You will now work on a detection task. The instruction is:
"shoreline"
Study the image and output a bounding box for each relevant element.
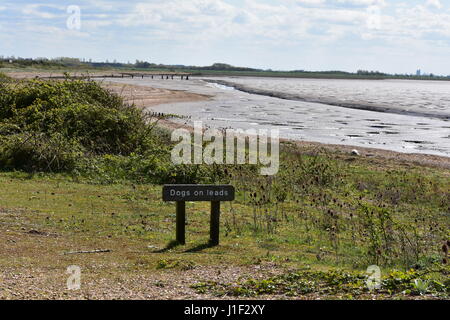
[106,80,450,170]
[157,118,450,170]
[7,72,450,169]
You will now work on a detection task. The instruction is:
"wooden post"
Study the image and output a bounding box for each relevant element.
[176,201,186,245]
[210,201,220,246]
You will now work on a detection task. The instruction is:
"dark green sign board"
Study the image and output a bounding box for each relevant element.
[162,185,235,246]
[163,184,235,202]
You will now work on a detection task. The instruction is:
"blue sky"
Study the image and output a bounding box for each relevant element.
[1,0,450,74]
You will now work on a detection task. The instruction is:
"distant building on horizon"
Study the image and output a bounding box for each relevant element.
[416,69,421,76]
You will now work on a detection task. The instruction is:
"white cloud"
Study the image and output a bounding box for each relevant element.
[335,0,386,6]
[22,4,64,19]
[5,0,446,47]
[82,0,447,48]
[2,0,450,71]
[24,24,89,38]
[295,0,326,4]
[426,0,443,9]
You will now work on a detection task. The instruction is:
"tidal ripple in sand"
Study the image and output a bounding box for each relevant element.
[207,77,450,120]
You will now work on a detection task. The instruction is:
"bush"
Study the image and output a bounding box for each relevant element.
[0,78,123,115]
[0,72,10,82]
[0,79,142,153]
[40,102,148,154]
[0,77,229,183]
[0,78,160,174]
[0,132,84,172]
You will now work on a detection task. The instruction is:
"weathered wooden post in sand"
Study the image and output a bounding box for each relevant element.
[163,185,235,246]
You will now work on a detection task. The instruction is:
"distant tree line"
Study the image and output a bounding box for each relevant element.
[1,56,448,79]
[356,70,387,76]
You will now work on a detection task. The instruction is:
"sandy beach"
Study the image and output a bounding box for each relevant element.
[103,81,210,108]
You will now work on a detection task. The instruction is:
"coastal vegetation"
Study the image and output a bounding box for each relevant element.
[0,73,448,299]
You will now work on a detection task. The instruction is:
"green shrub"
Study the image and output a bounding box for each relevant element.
[0,78,168,176]
[0,132,84,172]
[0,79,122,115]
[40,102,147,154]
[0,72,10,82]
[0,79,145,155]
[0,78,235,183]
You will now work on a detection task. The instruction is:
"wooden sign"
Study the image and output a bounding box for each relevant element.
[162,184,235,246]
[163,184,235,202]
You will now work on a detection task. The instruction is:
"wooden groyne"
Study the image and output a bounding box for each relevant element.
[33,72,193,80]
[117,72,191,80]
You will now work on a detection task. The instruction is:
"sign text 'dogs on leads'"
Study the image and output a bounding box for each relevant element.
[162,185,235,202]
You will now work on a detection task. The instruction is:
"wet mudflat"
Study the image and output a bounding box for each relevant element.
[108,77,450,157]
